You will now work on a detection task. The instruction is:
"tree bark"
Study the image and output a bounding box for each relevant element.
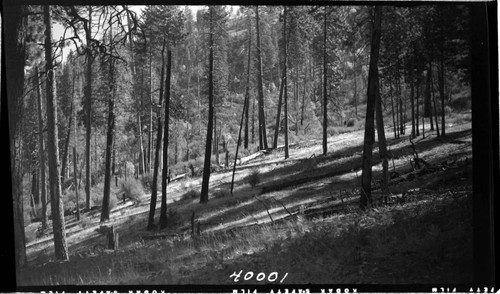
[159,48,172,229]
[283,6,289,159]
[410,67,416,138]
[35,66,49,231]
[430,63,440,137]
[101,20,116,223]
[147,36,167,230]
[390,82,397,139]
[439,33,446,137]
[85,5,94,210]
[44,5,69,260]
[200,7,215,204]
[244,12,251,149]
[255,6,268,150]
[415,71,420,136]
[322,11,328,156]
[61,103,73,184]
[360,6,381,210]
[5,4,28,272]
[230,83,249,194]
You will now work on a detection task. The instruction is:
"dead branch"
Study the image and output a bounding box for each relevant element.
[270,196,292,216]
[254,195,274,223]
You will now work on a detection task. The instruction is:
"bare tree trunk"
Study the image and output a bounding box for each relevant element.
[360,6,381,210]
[255,6,268,150]
[61,103,73,184]
[251,94,255,144]
[44,5,69,260]
[4,4,28,271]
[244,12,251,149]
[73,67,80,220]
[439,34,446,137]
[85,5,93,210]
[148,45,154,173]
[425,62,434,131]
[160,46,172,229]
[283,6,289,159]
[390,82,397,139]
[101,20,116,223]
[300,63,307,126]
[410,67,416,138]
[322,11,328,156]
[415,72,420,136]
[273,64,285,149]
[430,64,440,137]
[35,66,48,231]
[147,36,167,230]
[200,7,215,204]
[230,84,249,194]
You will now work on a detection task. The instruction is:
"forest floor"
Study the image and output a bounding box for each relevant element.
[19,115,473,287]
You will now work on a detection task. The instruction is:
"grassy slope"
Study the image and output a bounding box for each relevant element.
[19,118,473,286]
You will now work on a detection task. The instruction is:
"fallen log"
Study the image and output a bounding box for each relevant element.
[141,233,183,241]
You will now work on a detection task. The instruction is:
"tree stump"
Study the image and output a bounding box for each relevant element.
[107,225,117,250]
[191,211,195,236]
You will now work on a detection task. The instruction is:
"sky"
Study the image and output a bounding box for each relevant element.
[54,5,240,62]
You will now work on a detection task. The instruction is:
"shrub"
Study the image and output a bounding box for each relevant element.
[213,188,229,199]
[346,118,358,127]
[444,105,453,116]
[327,127,340,137]
[109,194,118,210]
[167,208,183,228]
[141,173,159,193]
[181,189,199,201]
[450,94,471,112]
[119,179,144,204]
[247,168,261,188]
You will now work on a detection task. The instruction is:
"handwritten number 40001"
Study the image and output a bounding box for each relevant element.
[230,271,288,283]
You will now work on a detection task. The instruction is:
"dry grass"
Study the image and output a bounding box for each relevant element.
[19,120,473,286]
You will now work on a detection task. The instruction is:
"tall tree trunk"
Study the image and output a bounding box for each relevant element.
[293,66,299,137]
[415,72,420,136]
[375,78,388,203]
[149,46,154,173]
[230,83,249,194]
[44,5,69,260]
[273,61,286,149]
[360,6,381,210]
[147,36,167,230]
[353,53,358,119]
[251,94,255,144]
[200,7,215,204]
[322,11,328,156]
[439,32,446,137]
[61,103,73,184]
[244,12,251,149]
[159,47,172,229]
[399,78,405,135]
[4,4,28,271]
[283,6,289,159]
[430,64,440,137]
[410,67,416,138]
[395,80,400,138]
[255,6,268,150]
[35,66,48,231]
[300,63,307,126]
[84,6,93,210]
[101,21,116,223]
[73,67,80,220]
[425,63,434,131]
[390,82,397,139]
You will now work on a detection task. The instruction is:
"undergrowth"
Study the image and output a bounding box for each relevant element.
[19,190,472,285]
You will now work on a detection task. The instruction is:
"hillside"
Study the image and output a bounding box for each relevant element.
[19,119,473,286]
